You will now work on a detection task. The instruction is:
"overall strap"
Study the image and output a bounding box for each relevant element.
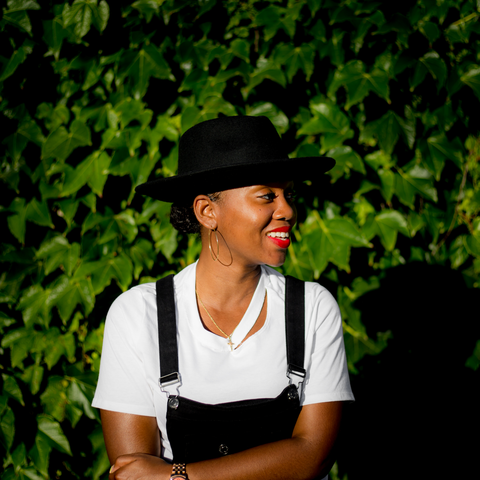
[285,276,306,385]
[156,274,181,390]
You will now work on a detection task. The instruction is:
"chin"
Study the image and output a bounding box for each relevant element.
[264,256,287,268]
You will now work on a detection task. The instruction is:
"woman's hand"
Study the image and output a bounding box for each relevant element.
[109,453,171,480]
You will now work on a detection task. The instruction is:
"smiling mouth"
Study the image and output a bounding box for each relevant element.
[266,230,291,248]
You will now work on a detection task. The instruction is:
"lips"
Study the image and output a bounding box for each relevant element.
[266,226,292,249]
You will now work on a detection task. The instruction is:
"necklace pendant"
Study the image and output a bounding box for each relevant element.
[227,336,235,351]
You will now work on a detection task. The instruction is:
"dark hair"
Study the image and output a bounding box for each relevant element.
[170,192,222,234]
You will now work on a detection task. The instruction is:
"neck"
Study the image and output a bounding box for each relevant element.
[195,247,262,309]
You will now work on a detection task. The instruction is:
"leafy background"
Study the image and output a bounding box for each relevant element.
[1,0,479,479]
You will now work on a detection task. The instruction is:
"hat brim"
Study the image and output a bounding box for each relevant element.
[135,156,335,203]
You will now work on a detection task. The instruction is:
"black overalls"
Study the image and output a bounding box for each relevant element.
[156,274,306,464]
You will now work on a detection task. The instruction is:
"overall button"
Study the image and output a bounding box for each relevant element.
[288,389,298,400]
[168,397,179,409]
[219,444,229,455]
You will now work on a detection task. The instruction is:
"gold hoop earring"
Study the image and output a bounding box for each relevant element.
[209,228,220,262]
[209,228,233,266]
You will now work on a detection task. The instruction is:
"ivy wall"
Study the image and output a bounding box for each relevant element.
[1,1,479,479]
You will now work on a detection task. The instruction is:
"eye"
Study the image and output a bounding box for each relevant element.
[285,191,296,202]
[259,192,276,201]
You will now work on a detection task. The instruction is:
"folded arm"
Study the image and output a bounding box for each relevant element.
[103,401,343,480]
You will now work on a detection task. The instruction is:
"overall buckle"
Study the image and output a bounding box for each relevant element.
[286,364,306,398]
[159,372,182,397]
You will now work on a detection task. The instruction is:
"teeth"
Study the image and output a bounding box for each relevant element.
[267,231,290,238]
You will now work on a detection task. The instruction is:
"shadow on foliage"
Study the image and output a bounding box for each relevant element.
[338,262,480,479]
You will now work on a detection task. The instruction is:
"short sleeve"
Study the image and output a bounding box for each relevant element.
[92,287,156,416]
[302,284,355,405]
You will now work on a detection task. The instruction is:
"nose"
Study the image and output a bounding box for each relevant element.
[273,193,296,223]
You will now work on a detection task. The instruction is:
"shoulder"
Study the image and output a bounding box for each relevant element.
[304,282,339,315]
[108,282,155,315]
[104,283,157,341]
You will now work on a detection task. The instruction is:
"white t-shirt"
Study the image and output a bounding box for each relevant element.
[92,262,354,463]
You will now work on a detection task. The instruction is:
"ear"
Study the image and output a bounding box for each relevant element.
[193,195,218,231]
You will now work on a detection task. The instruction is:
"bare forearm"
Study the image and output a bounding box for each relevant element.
[186,402,342,480]
[188,435,335,480]
[107,403,342,480]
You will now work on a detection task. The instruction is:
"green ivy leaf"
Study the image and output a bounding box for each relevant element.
[3,132,28,164]
[37,415,72,455]
[378,168,395,203]
[17,284,49,327]
[328,60,390,108]
[42,120,92,161]
[3,0,39,35]
[464,235,480,257]
[449,235,469,269]
[17,115,45,146]
[114,210,138,243]
[62,0,94,38]
[42,18,68,60]
[119,46,174,99]
[399,164,438,203]
[274,43,315,82]
[365,109,415,155]
[40,376,68,421]
[55,278,95,322]
[425,135,463,179]
[0,405,15,450]
[7,197,27,244]
[93,0,109,32]
[375,210,410,251]
[29,432,52,476]
[298,102,354,153]
[230,38,250,64]
[151,218,178,262]
[0,40,32,81]
[74,254,133,294]
[351,11,386,53]
[327,146,366,182]
[55,198,79,228]
[19,364,44,394]
[247,103,289,133]
[460,65,480,101]
[25,197,53,228]
[245,56,286,94]
[67,379,96,420]
[394,172,416,208]
[2,374,25,406]
[86,151,111,196]
[37,236,69,271]
[130,238,155,279]
[5,0,41,11]
[255,5,284,41]
[88,425,110,479]
[60,159,93,198]
[420,52,447,88]
[419,21,441,43]
[300,212,371,275]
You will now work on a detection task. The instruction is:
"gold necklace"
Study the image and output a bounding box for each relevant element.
[195,288,237,351]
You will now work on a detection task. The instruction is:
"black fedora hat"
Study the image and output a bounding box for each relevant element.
[135,115,335,203]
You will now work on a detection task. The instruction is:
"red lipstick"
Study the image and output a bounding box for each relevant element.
[266,226,292,249]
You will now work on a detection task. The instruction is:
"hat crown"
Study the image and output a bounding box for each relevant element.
[178,116,288,175]
[135,115,336,203]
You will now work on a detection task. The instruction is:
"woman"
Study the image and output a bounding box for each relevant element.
[92,116,354,480]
